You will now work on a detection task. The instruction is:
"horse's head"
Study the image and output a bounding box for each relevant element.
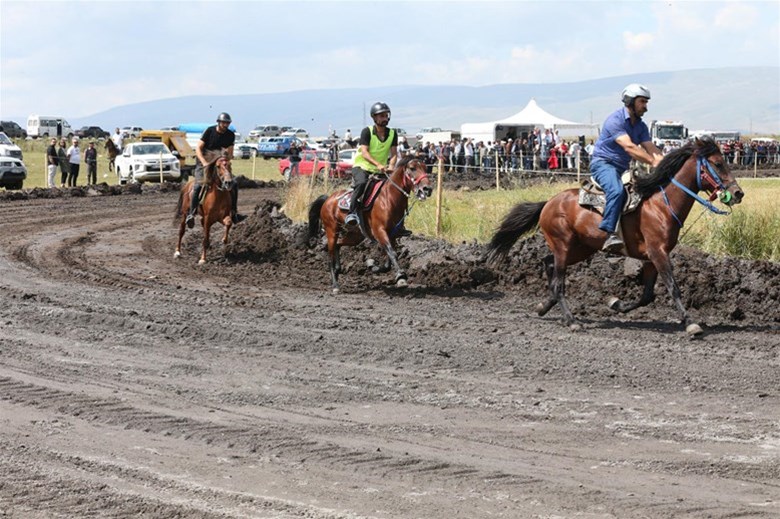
[402,158,433,200]
[694,137,744,206]
[205,150,235,191]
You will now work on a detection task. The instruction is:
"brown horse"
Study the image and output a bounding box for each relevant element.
[488,138,744,335]
[307,156,432,293]
[105,139,119,175]
[173,151,235,264]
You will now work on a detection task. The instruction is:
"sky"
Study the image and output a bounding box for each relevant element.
[1,0,779,120]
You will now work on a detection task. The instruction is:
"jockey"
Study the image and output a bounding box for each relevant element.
[590,84,663,253]
[186,112,245,228]
[111,127,124,152]
[345,102,404,231]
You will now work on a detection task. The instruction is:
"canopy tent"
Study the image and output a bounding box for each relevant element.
[460,99,598,143]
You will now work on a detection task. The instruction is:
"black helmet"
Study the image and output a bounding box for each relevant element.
[216,112,232,123]
[370,102,391,117]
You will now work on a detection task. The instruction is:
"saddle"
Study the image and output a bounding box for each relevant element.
[578,168,644,216]
[337,177,385,212]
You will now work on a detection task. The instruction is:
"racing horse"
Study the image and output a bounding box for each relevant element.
[173,150,235,264]
[307,156,432,293]
[487,137,744,335]
[105,139,119,175]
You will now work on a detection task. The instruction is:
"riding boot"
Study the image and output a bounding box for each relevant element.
[345,183,365,226]
[186,183,202,228]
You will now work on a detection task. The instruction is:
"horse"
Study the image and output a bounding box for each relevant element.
[173,151,235,264]
[487,137,744,336]
[105,139,119,175]
[307,156,433,293]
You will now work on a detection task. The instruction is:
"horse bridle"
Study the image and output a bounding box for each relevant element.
[384,161,430,199]
[214,158,234,191]
[695,155,737,204]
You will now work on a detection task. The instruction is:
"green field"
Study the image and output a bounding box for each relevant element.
[7,138,780,261]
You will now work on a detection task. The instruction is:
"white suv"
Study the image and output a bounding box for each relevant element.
[115,142,181,184]
[121,126,144,138]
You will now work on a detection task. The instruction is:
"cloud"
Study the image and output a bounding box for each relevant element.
[714,3,758,28]
[623,31,655,52]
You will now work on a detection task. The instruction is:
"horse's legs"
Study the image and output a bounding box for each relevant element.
[648,249,702,335]
[175,220,186,258]
[535,255,557,316]
[199,219,211,264]
[608,261,658,313]
[380,238,406,286]
[325,227,341,293]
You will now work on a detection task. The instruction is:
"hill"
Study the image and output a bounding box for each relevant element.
[10,67,780,138]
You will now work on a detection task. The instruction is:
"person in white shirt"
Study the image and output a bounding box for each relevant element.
[111,128,124,152]
[66,137,81,187]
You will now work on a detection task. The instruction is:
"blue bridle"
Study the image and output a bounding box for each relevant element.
[660,155,731,226]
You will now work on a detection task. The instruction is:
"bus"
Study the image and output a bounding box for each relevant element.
[26,115,74,139]
[690,130,741,143]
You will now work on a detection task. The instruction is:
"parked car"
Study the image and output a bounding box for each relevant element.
[233,142,255,159]
[278,149,349,182]
[280,128,309,138]
[115,142,181,184]
[0,132,26,190]
[0,120,27,139]
[248,125,281,140]
[0,132,24,161]
[75,126,110,139]
[338,148,359,166]
[256,136,305,159]
[121,126,144,138]
[415,127,442,140]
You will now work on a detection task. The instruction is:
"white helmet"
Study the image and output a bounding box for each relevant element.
[621,83,651,106]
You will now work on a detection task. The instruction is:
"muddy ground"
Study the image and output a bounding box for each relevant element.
[0,179,778,518]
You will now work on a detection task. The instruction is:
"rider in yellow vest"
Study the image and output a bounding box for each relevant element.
[345,102,400,228]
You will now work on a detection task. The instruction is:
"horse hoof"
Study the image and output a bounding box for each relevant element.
[607,296,620,310]
[332,287,340,295]
[569,322,582,331]
[686,323,703,336]
[198,259,206,265]
[174,251,181,259]
[396,278,408,288]
[366,258,375,268]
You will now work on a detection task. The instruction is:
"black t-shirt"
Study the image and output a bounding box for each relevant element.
[200,125,235,152]
[47,145,59,166]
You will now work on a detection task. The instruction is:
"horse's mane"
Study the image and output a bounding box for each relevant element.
[202,149,228,182]
[634,137,721,198]
[393,154,416,172]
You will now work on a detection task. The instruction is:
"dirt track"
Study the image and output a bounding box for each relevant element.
[0,183,778,518]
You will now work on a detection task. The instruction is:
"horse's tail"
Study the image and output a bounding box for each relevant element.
[487,201,547,265]
[307,195,328,243]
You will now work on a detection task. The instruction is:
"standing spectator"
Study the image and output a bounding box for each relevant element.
[84,141,98,184]
[57,139,70,187]
[558,141,569,168]
[46,138,59,188]
[569,140,582,171]
[344,128,354,148]
[287,141,301,178]
[111,127,124,152]
[440,140,451,173]
[327,142,339,175]
[464,138,475,173]
[547,145,559,170]
[66,137,81,187]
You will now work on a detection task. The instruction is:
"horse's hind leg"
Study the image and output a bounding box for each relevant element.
[538,253,576,327]
[535,254,557,316]
[175,221,186,259]
[608,261,658,313]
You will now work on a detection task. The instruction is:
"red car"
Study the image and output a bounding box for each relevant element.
[278,149,351,181]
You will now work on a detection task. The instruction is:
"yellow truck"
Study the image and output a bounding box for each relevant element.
[139,130,196,180]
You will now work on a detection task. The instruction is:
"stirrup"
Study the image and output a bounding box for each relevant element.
[345,213,359,226]
[232,213,247,224]
[602,233,623,253]
[185,213,196,229]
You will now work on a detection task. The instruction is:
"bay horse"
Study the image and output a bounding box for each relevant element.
[105,139,119,175]
[307,156,432,293]
[487,137,744,335]
[173,151,235,264]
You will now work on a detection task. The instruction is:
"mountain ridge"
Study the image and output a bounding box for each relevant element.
[6,67,779,137]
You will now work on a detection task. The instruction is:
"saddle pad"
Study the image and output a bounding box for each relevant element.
[337,179,385,211]
[578,178,643,215]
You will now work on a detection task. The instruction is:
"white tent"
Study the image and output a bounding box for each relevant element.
[460,99,598,143]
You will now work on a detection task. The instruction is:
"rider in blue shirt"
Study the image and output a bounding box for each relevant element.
[590,84,663,253]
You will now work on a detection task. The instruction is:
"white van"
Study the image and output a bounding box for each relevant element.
[26,115,74,139]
